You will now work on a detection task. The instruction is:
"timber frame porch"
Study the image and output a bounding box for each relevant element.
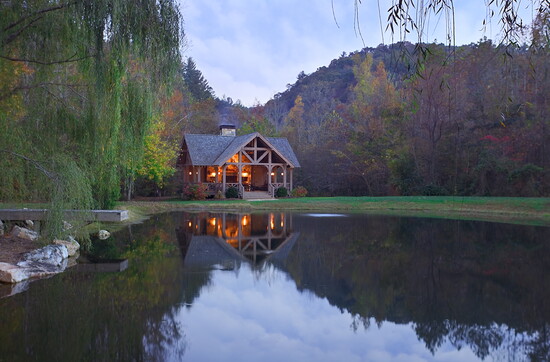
[179,131,300,198]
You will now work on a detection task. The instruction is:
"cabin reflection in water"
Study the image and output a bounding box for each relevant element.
[177,213,299,268]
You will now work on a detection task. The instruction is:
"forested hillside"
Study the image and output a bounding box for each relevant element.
[1,2,548,204]
[246,24,549,197]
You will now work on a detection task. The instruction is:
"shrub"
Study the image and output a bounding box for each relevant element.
[225,186,239,199]
[421,184,449,196]
[183,183,208,200]
[275,187,288,198]
[291,186,308,197]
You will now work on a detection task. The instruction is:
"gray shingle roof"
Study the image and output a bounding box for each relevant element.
[183,132,300,167]
[266,137,301,167]
[212,133,256,165]
[183,235,247,269]
[183,134,235,165]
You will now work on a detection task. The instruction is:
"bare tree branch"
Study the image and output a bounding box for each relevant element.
[3,2,77,32]
[2,16,43,46]
[0,53,94,66]
[0,82,89,103]
[0,149,58,181]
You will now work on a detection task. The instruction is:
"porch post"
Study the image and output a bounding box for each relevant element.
[238,164,242,186]
[222,165,227,192]
[283,167,287,189]
[197,166,202,183]
[289,168,293,191]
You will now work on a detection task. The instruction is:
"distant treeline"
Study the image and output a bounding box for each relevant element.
[244,38,549,197]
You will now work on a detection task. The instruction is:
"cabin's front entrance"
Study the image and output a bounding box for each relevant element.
[250,166,268,191]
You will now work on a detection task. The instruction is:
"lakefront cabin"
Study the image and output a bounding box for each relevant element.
[178,125,300,199]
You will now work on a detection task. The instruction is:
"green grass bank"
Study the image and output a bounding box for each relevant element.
[116,196,550,227]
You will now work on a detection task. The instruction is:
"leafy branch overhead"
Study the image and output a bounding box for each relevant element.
[351,0,549,46]
[0,0,185,217]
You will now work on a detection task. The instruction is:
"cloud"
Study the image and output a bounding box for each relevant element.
[180,1,514,106]
[176,265,481,362]
[181,0,367,106]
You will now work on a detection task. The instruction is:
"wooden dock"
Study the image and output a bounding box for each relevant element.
[0,209,129,222]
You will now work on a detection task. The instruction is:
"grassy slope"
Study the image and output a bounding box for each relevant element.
[117,196,550,227]
[2,197,549,227]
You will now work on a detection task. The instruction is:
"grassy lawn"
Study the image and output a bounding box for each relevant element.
[2,196,550,227]
[117,196,550,227]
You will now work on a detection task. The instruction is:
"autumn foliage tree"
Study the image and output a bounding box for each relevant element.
[0,0,184,217]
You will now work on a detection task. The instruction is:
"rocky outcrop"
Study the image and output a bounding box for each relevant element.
[11,225,39,241]
[0,244,69,284]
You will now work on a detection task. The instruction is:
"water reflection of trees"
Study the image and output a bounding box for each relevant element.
[278,215,550,360]
[0,214,187,361]
[4,212,545,360]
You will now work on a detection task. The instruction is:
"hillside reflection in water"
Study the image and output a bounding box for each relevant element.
[0,212,548,361]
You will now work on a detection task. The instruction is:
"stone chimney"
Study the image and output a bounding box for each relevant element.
[219,124,236,136]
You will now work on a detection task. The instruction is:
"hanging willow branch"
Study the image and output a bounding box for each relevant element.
[0,53,94,66]
[346,0,549,46]
[0,0,184,209]
[0,149,58,181]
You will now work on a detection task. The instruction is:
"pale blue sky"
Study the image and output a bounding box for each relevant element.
[180,1,536,106]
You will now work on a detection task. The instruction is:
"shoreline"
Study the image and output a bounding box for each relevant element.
[1,196,548,288]
[1,196,549,265]
[116,196,550,227]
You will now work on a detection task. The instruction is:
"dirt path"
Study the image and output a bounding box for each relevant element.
[0,235,40,264]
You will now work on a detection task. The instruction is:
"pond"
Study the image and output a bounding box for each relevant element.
[0,212,548,361]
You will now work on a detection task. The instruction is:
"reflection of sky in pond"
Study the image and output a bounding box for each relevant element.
[302,213,348,217]
[177,265,481,362]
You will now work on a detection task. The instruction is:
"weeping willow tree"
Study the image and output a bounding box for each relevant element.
[0,1,183,237]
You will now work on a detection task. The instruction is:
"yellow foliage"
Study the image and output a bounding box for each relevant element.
[0,59,32,121]
[137,120,179,188]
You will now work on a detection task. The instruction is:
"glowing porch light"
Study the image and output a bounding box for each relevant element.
[211,172,217,177]
[270,172,275,176]
[242,172,249,177]
[209,218,216,226]
[188,172,192,175]
[188,221,192,227]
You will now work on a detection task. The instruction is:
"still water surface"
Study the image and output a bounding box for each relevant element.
[0,212,548,361]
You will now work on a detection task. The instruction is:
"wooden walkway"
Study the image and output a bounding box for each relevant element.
[0,209,129,222]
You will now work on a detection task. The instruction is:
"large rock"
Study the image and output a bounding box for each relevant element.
[53,237,80,257]
[0,262,29,283]
[17,244,68,269]
[11,225,39,241]
[98,230,110,240]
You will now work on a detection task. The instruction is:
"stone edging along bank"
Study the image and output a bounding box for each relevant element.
[0,223,81,284]
[0,221,110,285]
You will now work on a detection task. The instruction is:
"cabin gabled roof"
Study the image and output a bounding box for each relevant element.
[182,132,300,167]
[266,137,300,168]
